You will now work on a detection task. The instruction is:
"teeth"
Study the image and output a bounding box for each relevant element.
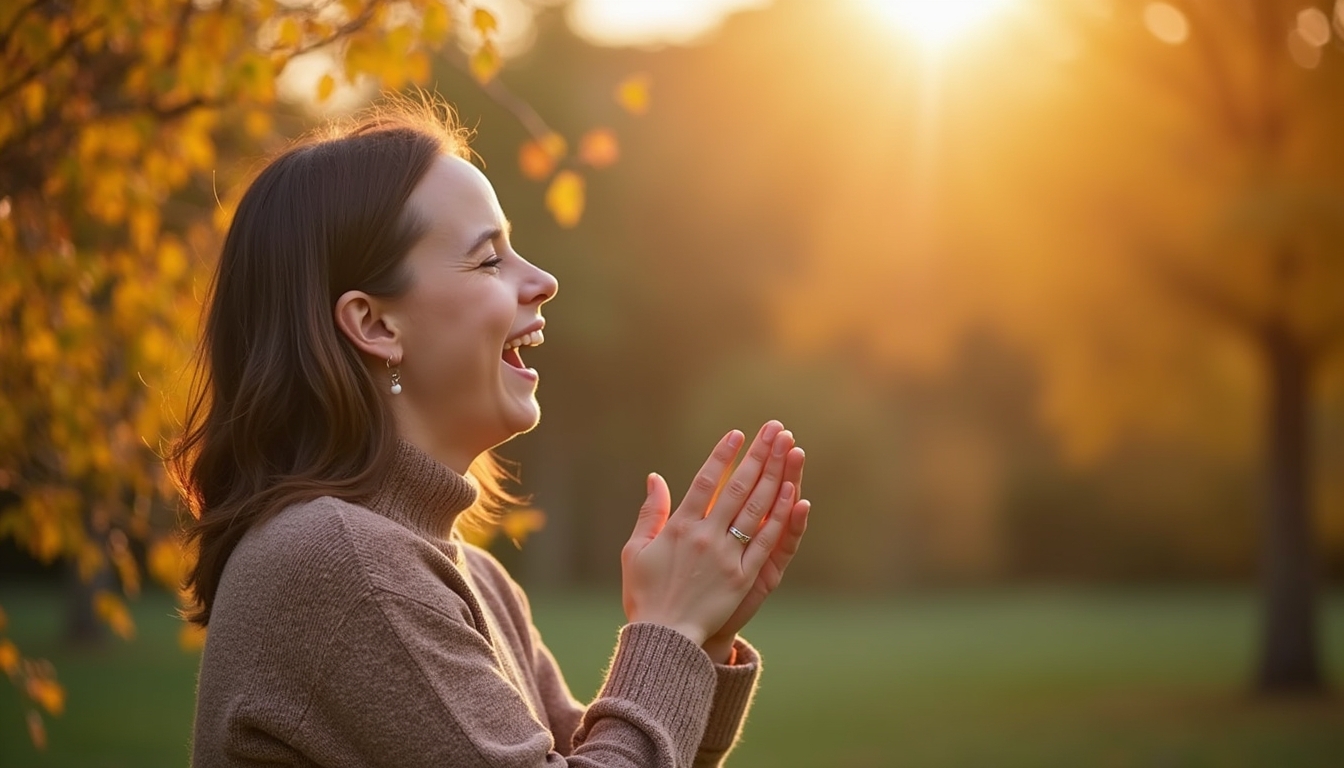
[503,329,544,351]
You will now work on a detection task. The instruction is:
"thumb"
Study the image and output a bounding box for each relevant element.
[629,472,671,548]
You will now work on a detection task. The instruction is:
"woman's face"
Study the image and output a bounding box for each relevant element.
[385,155,558,471]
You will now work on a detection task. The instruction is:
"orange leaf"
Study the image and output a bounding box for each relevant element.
[26,676,65,716]
[545,171,585,228]
[615,73,651,116]
[579,128,620,168]
[469,40,499,84]
[472,7,498,36]
[0,639,18,676]
[518,140,556,181]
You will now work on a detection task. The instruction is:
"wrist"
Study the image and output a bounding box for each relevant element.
[703,634,736,664]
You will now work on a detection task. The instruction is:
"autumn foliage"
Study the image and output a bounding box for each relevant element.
[0,0,643,748]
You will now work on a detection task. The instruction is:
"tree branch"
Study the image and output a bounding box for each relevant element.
[0,17,105,104]
[0,0,50,51]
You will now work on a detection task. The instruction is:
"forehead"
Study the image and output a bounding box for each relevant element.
[406,155,503,247]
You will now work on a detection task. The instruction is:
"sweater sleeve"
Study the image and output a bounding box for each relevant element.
[298,587,718,768]
[523,617,760,768]
[693,637,760,768]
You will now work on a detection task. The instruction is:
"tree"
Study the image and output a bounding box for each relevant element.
[0,0,580,746]
[777,0,1344,692]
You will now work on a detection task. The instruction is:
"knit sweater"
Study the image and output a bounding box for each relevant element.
[191,440,760,767]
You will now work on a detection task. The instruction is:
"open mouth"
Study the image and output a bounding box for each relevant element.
[502,329,543,370]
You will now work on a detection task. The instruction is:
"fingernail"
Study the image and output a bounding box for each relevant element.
[726,430,744,450]
[646,473,656,493]
[773,430,792,455]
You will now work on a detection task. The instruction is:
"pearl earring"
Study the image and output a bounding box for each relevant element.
[387,357,402,395]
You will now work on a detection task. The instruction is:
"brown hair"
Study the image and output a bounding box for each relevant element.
[171,100,519,626]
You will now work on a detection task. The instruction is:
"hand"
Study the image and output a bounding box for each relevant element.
[703,444,809,663]
[621,422,799,649]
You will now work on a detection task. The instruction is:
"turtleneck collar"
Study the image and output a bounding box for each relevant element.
[365,439,479,539]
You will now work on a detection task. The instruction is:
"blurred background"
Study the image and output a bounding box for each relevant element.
[1,0,1343,765]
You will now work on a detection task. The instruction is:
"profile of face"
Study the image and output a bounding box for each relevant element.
[338,155,558,472]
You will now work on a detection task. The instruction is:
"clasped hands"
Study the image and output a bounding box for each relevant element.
[621,422,810,664]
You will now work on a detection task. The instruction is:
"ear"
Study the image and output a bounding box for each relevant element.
[334,290,401,363]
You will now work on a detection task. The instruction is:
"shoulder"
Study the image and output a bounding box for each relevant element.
[221,496,468,611]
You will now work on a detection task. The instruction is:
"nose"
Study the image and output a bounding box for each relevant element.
[522,259,558,306]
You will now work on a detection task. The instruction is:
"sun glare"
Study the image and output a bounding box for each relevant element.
[867,0,1015,52]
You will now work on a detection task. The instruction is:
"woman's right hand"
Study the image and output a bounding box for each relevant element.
[620,422,798,647]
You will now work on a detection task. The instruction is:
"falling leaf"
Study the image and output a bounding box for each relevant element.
[472,7,498,36]
[579,128,620,168]
[470,40,499,84]
[615,73,651,116]
[545,171,585,228]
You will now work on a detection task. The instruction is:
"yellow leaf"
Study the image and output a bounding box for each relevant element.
[179,622,207,652]
[472,7,497,36]
[545,171,585,228]
[244,110,272,139]
[20,82,45,121]
[93,590,135,640]
[316,73,336,103]
[0,639,18,676]
[26,676,64,716]
[148,536,188,590]
[615,72,651,116]
[501,507,546,542]
[277,17,301,49]
[469,40,499,84]
[578,128,620,169]
[26,710,45,751]
[421,1,451,42]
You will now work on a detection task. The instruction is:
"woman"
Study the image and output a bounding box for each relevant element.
[173,102,810,767]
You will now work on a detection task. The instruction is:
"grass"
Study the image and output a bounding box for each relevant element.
[2,583,1342,767]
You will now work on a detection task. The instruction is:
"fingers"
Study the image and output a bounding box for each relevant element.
[742,481,797,574]
[672,429,745,522]
[704,421,784,525]
[783,446,805,502]
[722,430,794,536]
[625,473,670,558]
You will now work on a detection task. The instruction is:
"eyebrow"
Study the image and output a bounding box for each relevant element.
[462,219,513,258]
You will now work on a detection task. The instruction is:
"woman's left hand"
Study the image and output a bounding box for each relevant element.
[702,445,809,664]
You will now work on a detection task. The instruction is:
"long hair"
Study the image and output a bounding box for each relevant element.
[171,101,520,627]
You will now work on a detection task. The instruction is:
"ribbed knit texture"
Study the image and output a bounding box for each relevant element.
[191,439,760,767]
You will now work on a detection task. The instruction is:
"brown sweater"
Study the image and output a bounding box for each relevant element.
[191,440,760,767]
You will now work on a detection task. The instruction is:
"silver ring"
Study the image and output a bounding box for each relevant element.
[728,526,751,545]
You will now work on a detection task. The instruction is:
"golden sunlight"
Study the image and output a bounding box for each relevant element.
[865,0,1015,51]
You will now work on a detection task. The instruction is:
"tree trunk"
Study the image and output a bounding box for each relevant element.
[1254,325,1323,693]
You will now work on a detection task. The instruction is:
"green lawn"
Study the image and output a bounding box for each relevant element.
[2,584,1342,767]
